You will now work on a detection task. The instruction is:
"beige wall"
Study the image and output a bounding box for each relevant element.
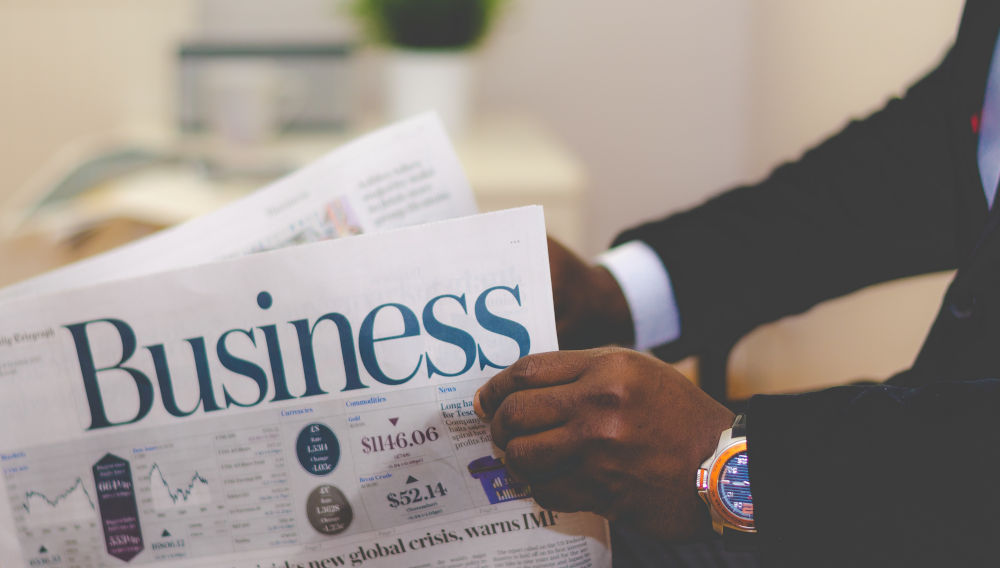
[0,0,196,206]
[747,1,965,176]
[0,0,971,393]
[479,0,756,254]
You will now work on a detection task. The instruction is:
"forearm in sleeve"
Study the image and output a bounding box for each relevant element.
[615,48,972,359]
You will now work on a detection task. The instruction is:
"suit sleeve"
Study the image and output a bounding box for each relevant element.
[615,47,980,360]
[746,378,1000,566]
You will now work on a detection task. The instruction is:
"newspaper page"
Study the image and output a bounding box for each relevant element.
[0,113,477,302]
[0,207,612,568]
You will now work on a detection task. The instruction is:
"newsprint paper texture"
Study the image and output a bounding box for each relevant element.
[0,207,612,567]
[0,113,479,303]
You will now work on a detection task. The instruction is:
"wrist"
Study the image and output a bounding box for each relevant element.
[596,241,681,350]
[587,266,635,346]
[696,413,757,549]
[695,408,737,465]
[556,263,635,349]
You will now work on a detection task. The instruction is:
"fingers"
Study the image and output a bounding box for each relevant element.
[489,385,573,450]
[503,427,614,516]
[546,236,572,267]
[503,426,583,484]
[475,351,590,419]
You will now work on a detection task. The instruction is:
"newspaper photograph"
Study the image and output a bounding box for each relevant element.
[0,207,612,567]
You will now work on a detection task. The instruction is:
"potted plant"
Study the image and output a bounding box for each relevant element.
[351,0,508,133]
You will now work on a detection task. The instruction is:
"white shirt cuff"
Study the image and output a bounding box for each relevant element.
[597,240,681,351]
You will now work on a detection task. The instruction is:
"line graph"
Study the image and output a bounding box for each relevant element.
[21,477,97,527]
[148,463,211,511]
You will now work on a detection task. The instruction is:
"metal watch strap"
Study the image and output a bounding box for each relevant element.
[731,413,747,438]
[723,413,756,552]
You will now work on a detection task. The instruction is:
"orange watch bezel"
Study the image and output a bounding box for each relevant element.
[706,440,755,532]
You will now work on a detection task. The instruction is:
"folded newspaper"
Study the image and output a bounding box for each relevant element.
[0,115,611,567]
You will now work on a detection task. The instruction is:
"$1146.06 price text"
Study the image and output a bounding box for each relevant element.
[361,427,440,454]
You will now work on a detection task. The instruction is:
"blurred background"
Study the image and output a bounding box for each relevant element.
[0,0,967,397]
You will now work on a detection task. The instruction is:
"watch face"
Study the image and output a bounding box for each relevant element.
[717,450,753,521]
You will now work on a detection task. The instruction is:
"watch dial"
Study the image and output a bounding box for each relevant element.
[717,450,753,521]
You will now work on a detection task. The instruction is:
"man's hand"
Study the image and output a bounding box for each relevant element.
[548,237,634,349]
[474,348,734,541]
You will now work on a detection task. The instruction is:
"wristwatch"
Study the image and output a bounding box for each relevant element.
[696,413,756,549]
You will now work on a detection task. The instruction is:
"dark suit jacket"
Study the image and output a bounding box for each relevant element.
[615,1,1000,565]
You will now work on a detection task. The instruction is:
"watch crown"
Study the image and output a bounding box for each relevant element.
[696,468,709,491]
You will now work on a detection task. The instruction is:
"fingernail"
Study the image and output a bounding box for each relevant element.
[473,388,486,419]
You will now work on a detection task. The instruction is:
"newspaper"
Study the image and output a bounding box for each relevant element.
[0,113,478,302]
[0,113,612,567]
[0,207,611,567]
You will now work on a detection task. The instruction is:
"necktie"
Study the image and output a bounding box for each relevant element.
[976,33,1000,208]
